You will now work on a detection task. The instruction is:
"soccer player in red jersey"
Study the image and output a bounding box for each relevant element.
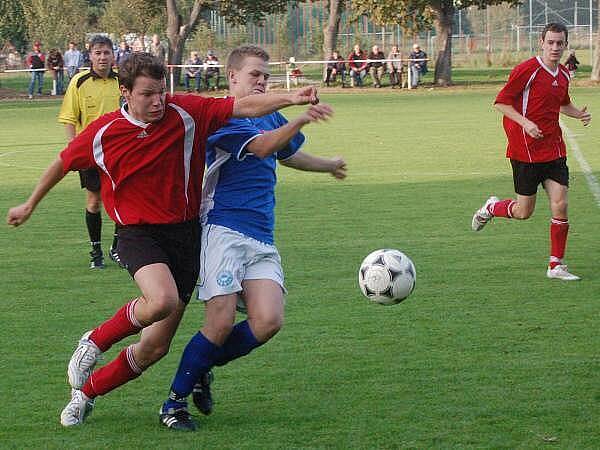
[471,23,591,281]
[6,52,329,427]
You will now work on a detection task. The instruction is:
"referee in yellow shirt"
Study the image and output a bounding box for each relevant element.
[58,35,122,269]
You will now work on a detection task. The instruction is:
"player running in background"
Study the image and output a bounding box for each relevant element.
[58,35,123,269]
[6,52,325,427]
[158,45,346,431]
[471,23,591,281]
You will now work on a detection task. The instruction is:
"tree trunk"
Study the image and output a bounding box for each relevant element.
[322,0,341,80]
[592,0,600,81]
[166,0,204,86]
[433,3,454,86]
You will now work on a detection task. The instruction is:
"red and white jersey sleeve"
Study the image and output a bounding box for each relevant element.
[60,95,234,225]
[495,57,571,163]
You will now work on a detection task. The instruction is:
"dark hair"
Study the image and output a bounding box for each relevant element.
[89,35,114,52]
[226,45,269,72]
[118,52,167,91]
[541,23,568,42]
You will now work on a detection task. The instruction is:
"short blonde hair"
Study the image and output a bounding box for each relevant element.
[226,45,270,72]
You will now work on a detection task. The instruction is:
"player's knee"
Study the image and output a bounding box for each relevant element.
[146,291,178,321]
[251,312,284,342]
[551,199,568,216]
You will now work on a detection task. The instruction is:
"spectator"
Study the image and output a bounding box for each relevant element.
[26,41,45,99]
[115,41,131,66]
[204,50,221,91]
[409,43,427,88]
[325,50,346,87]
[81,42,91,67]
[564,50,579,78]
[150,34,167,62]
[288,56,303,86]
[184,51,203,92]
[64,41,83,81]
[46,48,65,95]
[348,44,367,87]
[368,45,386,88]
[387,45,403,89]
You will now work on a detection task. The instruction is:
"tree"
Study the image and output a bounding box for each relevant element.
[349,0,519,86]
[100,0,164,46]
[592,0,600,81]
[166,0,292,84]
[0,1,27,52]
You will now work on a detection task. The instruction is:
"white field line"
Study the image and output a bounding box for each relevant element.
[561,120,600,208]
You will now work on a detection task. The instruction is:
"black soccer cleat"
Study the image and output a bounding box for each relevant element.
[159,405,197,431]
[89,248,105,269]
[109,246,126,269]
[192,370,214,415]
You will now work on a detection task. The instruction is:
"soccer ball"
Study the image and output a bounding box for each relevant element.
[358,249,416,305]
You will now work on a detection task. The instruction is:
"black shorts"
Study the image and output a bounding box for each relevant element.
[116,220,200,304]
[511,158,569,196]
[79,168,101,192]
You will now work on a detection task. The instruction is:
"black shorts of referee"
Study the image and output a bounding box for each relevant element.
[116,220,200,304]
[79,168,101,192]
[511,157,569,196]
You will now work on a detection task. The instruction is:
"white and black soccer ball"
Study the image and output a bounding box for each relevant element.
[358,249,416,305]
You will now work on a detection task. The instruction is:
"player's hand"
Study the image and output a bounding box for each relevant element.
[523,119,543,139]
[299,103,334,124]
[292,86,319,105]
[579,106,591,126]
[329,156,347,180]
[7,203,33,227]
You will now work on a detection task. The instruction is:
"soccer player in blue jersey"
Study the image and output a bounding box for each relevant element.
[158,45,346,430]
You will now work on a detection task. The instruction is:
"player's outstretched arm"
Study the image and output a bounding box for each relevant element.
[6,157,66,227]
[494,102,543,139]
[247,104,333,159]
[560,103,591,126]
[280,151,347,180]
[232,86,320,118]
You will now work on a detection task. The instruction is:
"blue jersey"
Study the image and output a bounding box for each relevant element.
[201,112,305,244]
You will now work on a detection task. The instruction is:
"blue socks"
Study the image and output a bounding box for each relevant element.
[214,320,261,366]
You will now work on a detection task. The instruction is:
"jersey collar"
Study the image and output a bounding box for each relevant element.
[90,67,118,80]
[536,56,559,78]
[121,104,150,129]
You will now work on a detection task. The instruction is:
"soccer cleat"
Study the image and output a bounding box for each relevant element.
[89,248,105,269]
[192,371,214,415]
[60,389,95,427]
[546,265,581,281]
[471,196,499,231]
[68,331,102,389]
[159,405,197,431]
[109,246,126,269]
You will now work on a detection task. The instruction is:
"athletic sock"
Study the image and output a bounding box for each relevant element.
[82,345,142,398]
[213,320,261,367]
[89,299,143,352]
[111,225,119,250]
[549,218,569,268]
[490,199,515,218]
[85,210,102,245]
[165,332,219,409]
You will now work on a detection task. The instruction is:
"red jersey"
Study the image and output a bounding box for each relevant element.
[60,94,234,225]
[495,56,571,163]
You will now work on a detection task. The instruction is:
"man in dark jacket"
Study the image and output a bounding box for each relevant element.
[27,41,45,99]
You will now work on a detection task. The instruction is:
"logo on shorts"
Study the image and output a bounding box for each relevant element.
[216,270,234,287]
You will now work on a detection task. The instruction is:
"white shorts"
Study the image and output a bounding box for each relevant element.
[197,224,286,303]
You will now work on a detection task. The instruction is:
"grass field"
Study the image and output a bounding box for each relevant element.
[1,87,600,449]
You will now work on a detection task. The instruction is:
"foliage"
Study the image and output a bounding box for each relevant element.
[0,1,27,52]
[21,0,91,50]
[99,0,164,40]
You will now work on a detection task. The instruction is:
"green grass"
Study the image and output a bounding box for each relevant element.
[1,87,600,449]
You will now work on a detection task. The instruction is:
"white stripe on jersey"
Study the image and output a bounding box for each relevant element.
[521,68,541,163]
[200,147,231,225]
[168,103,196,219]
[92,118,125,224]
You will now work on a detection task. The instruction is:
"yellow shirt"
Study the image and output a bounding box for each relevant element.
[58,69,121,134]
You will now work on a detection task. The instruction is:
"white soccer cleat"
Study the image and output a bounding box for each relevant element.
[68,331,102,389]
[471,196,499,231]
[60,389,95,427]
[546,265,581,281]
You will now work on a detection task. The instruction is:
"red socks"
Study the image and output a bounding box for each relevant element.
[82,346,142,398]
[549,218,569,268]
[490,199,515,218]
[89,299,143,352]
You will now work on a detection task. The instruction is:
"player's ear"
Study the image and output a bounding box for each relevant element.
[228,69,236,85]
[119,85,131,101]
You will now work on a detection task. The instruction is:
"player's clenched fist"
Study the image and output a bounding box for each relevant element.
[7,203,33,226]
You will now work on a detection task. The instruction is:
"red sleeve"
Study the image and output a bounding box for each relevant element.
[178,95,234,136]
[59,124,97,174]
[495,61,535,105]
